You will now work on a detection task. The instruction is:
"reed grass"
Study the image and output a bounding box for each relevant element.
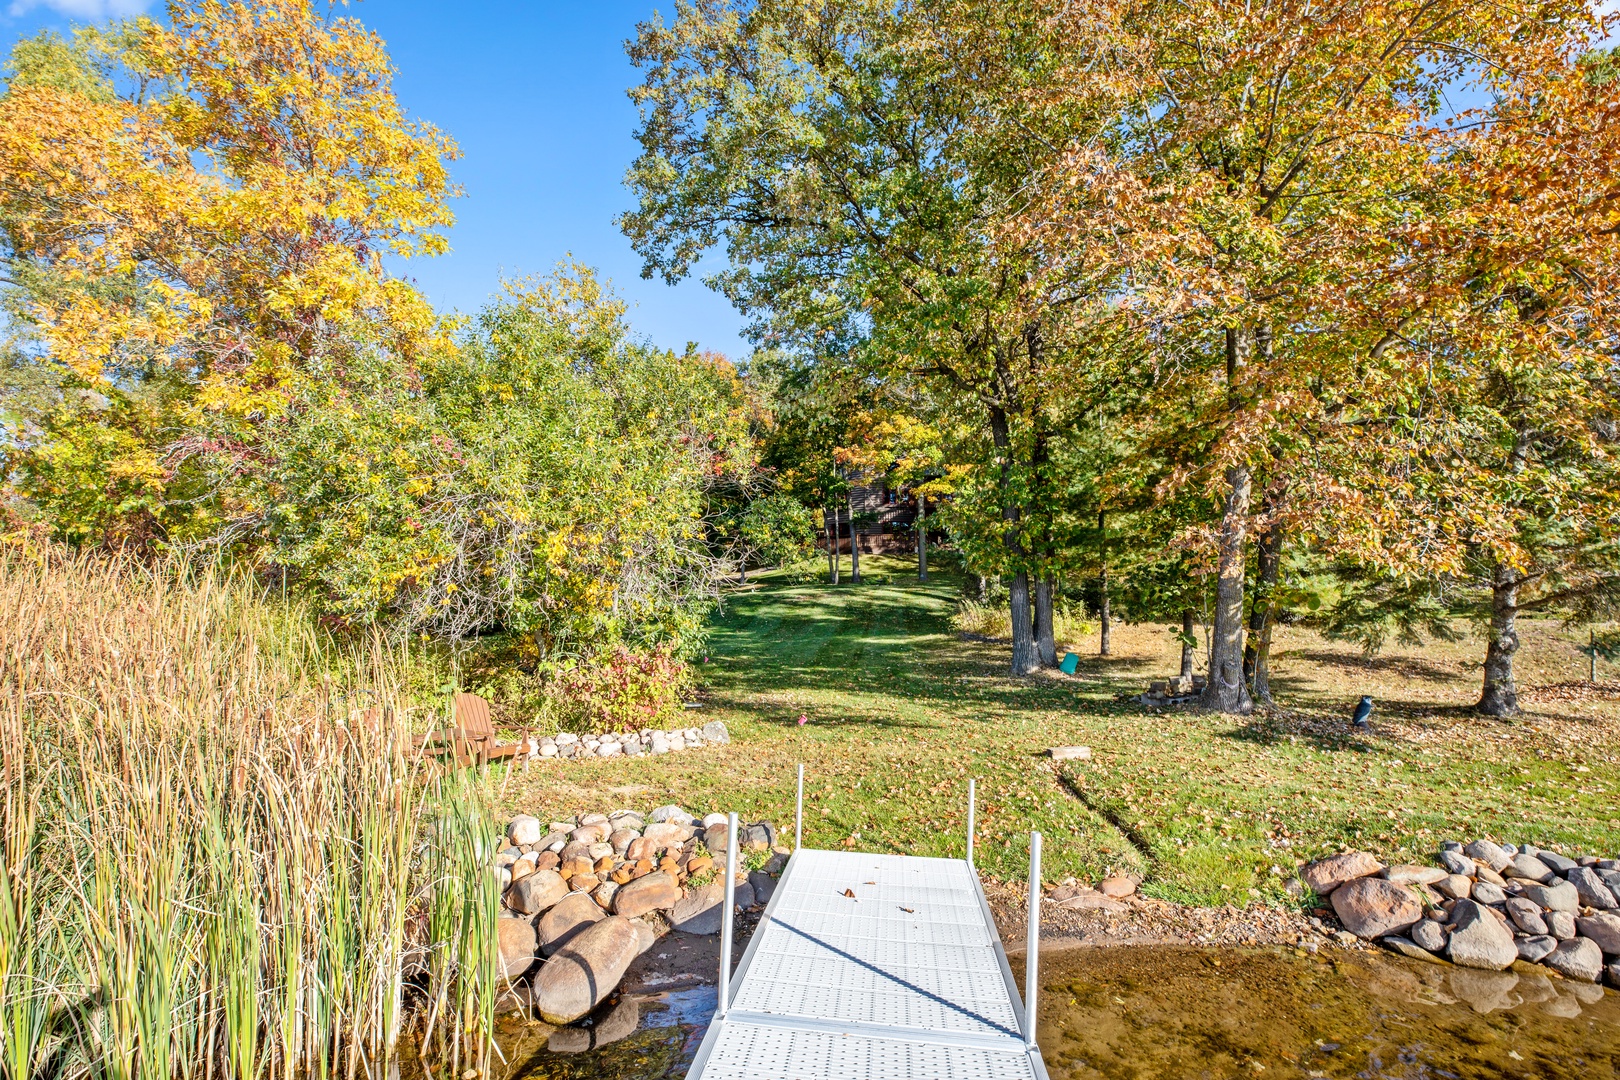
[0,548,498,1080]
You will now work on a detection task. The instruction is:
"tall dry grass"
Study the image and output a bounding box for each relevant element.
[952,595,1097,647]
[0,549,498,1080]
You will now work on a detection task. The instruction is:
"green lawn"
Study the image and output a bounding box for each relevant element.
[499,556,1620,907]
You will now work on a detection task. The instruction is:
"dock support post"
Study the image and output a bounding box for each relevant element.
[1024,831,1042,1051]
[718,811,739,1019]
[966,778,976,865]
[795,764,804,850]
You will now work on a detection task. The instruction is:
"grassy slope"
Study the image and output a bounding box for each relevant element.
[499,556,1620,907]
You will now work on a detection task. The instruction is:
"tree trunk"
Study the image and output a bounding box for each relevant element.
[1477,562,1520,717]
[988,402,1035,676]
[848,491,861,583]
[1201,464,1254,713]
[826,506,838,585]
[1098,510,1111,657]
[1202,326,1254,714]
[1009,571,1039,674]
[917,496,928,581]
[978,575,988,603]
[1243,517,1284,703]
[1034,577,1057,667]
[1180,609,1196,678]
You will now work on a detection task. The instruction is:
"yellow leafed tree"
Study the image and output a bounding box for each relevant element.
[0,0,457,546]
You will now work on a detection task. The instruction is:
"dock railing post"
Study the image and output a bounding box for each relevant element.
[966,778,976,865]
[718,811,739,1020]
[1024,830,1042,1051]
[795,764,804,850]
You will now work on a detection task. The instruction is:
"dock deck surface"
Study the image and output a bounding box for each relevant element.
[686,848,1049,1080]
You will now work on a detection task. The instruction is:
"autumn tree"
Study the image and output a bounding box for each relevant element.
[1307,26,1620,716]
[621,0,1151,674]
[0,0,457,548]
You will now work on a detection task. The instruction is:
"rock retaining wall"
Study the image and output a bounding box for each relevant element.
[1302,839,1620,987]
[529,721,730,761]
[496,803,785,1023]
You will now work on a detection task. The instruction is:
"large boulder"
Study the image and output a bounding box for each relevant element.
[497,916,538,980]
[506,869,568,916]
[649,804,694,825]
[701,720,731,744]
[1567,867,1618,910]
[1575,912,1620,955]
[1438,850,1476,877]
[508,815,543,847]
[1462,840,1511,873]
[1446,899,1517,971]
[612,871,681,919]
[672,881,727,935]
[1517,935,1557,963]
[1504,853,1554,883]
[1504,897,1548,936]
[641,822,694,848]
[1409,918,1447,953]
[1543,938,1604,983]
[1434,874,1473,900]
[1331,877,1422,940]
[1539,851,1578,874]
[703,822,731,855]
[537,892,605,957]
[531,917,642,1024]
[741,822,778,852]
[1522,879,1580,913]
[1303,852,1384,897]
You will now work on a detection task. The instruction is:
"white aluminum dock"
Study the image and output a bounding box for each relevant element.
[688,782,1049,1080]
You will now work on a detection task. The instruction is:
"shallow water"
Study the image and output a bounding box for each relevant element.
[467,947,1618,1079]
[479,985,714,1079]
[1034,945,1620,1079]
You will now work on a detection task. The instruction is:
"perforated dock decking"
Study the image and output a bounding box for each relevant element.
[685,848,1049,1080]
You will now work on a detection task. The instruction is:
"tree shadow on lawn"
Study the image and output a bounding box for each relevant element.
[1275,648,1460,685]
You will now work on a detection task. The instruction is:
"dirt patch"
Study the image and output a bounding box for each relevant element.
[618,910,765,993]
[982,876,1329,952]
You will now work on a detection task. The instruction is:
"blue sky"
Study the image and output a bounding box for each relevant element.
[0,0,752,359]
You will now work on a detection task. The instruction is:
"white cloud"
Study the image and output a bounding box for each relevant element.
[7,0,153,19]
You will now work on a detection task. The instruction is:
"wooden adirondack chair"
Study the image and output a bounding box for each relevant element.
[414,693,531,768]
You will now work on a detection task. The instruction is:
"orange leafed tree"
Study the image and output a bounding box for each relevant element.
[1008,0,1618,712]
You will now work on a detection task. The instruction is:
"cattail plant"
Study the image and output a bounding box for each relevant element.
[0,549,499,1079]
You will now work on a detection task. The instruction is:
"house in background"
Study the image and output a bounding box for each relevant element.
[818,474,923,554]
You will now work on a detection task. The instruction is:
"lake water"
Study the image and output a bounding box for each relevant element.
[468,947,1618,1079]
